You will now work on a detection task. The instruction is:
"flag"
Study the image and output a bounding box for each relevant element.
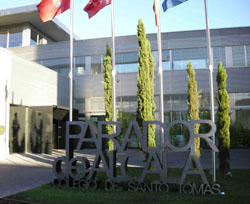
[153,0,160,27]
[162,0,188,12]
[84,0,111,19]
[37,0,70,22]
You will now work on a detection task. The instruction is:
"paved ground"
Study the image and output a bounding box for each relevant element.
[0,149,249,198]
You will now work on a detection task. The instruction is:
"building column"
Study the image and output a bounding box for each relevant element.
[22,25,31,46]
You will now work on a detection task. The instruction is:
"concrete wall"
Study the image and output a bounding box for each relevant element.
[0,47,69,159]
[0,48,11,159]
[10,53,69,107]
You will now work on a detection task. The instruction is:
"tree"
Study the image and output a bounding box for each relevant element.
[216,61,230,175]
[187,61,201,165]
[103,44,114,151]
[136,19,156,148]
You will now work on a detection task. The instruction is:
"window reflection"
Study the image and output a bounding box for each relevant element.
[162,50,171,70]
[91,55,102,75]
[116,63,138,73]
[31,30,38,46]
[75,56,85,76]
[232,46,245,67]
[31,30,48,46]
[116,52,138,73]
[164,94,188,110]
[235,93,250,106]
[9,28,22,47]
[246,45,250,67]
[172,48,207,70]
[213,47,225,67]
[0,30,7,48]
[42,58,70,77]
[75,98,85,113]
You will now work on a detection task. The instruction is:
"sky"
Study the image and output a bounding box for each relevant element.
[1,0,250,40]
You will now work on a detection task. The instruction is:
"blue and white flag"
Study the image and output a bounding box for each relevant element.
[162,0,188,12]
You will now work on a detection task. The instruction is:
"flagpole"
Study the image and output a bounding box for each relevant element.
[69,0,74,122]
[111,0,116,125]
[156,0,164,144]
[204,0,216,182]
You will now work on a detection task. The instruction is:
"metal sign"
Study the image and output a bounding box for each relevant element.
[52,120,221,194]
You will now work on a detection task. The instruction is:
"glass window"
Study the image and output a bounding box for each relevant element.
[116,63,138,73]
[75,98,85,113]
[200,93,210,109]
[116,97,122,110]
[121,96,137,111]
[165,111,188,123]
[91,55,102,74]
[235,109,250,129]
[246,45,250,67]
[171,95,188,109]
[0,30,7,48]
[164,95,171,110]
[31,30,38,45]
[116,52,138,73]
[232,46,245,67]
[43,58,70,77]
[164,95,188,110]
[162,50,171,70]
[116,52,138,64]
[172,48,207,70]
[213,47,226,68]
[75,56,85,76]
[235,93,250,106]
[38,35,47,45]
[9,27,22,47]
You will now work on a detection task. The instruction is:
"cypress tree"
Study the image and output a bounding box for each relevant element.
[136,19,156,148]
[187,62,201,164]
[216,62,230,175]
[103,44,113,151]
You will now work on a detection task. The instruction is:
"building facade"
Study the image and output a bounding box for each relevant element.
[1,5,250,158]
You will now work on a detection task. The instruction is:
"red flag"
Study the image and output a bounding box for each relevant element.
[84,0,111,19]
[153,0,160,26]
[37,0,70,22]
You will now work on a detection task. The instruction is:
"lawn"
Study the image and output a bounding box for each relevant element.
[7,169,250,204]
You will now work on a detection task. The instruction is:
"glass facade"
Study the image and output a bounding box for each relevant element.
[30,30,38,46]
[91,55,102,74]
[74,98,85,113]
[0,28,22,48]
[42,58,70,76]
[8,28,23,47]
[164,94,188,110]
[232,46,245,67]
[75,56,85,76]
[35,43,250,78]
[162,50,171,70]
[116,52,138,73]
[117,96,137,111]
[213,47,226,67]
[235,93,250,106]
[246,45,250,67]
[0,30,7,48]
[172,48,207,70]
[30,30,48,46]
